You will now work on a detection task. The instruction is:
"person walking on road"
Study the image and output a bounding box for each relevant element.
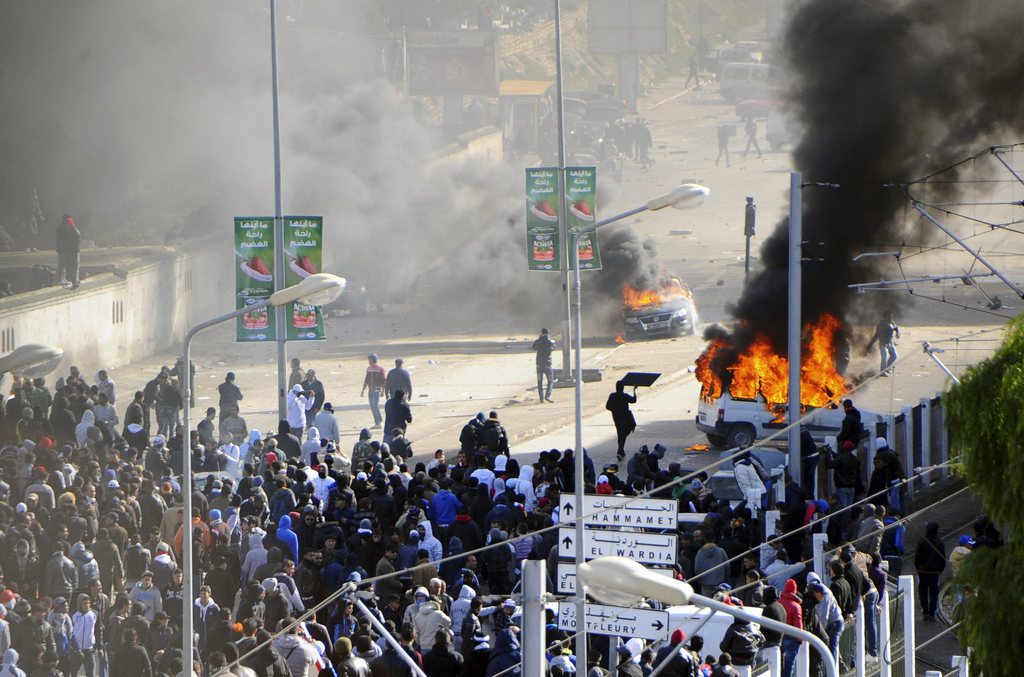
[685,53,701,90]
[914,521,946,622]
[606,380,637,460]
[742,117,762,158]
[56,214,82,289]
[385,358,413,400]
[716,123,732,167]
[531,328,555,403]
[217,372,243,423]
[866,311,900,375]
[361,354,387,429]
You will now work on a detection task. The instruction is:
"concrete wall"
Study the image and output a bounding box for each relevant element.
[0,236,231,370]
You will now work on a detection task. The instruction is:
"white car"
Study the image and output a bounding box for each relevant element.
[696,393,883,449]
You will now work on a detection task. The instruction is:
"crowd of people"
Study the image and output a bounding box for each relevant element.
[0,361,992,677]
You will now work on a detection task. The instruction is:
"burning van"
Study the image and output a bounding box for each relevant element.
[693,314,881,448]
[622,277,699,340]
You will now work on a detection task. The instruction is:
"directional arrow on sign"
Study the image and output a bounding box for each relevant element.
[652,620,664,631]
[562,535,573,549]
[563,502,574,517]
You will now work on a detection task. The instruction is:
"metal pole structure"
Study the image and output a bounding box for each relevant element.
[522,560,548,677]
[270,0,288,421]
[554,0,573,384]
[744,196,756,284]
[787,172,802,474]
[352,595,428,677]
[923,342,961,384]
[570,228,587,674]
[691,593,839,677]
[914,203,1024,298]
[181,302,266,675]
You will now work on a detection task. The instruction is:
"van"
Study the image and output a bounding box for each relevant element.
[720,63,771,102]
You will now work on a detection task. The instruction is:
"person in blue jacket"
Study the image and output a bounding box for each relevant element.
[275,514,299,563]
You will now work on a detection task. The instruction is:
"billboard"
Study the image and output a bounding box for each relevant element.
[589,0,668,54]
[407,31,499,96]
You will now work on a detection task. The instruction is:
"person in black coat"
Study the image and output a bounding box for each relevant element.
[113,628,152,677]
[423,631,463,675]
[605,381,637,460]
[914,521,946,621]
[382,390,412,445]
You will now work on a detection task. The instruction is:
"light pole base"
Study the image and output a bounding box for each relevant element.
[554,368,603,386]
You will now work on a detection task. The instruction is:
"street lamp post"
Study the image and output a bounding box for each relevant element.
[569,184,708,669]
[579,556,838,677]
[179,274,344,673]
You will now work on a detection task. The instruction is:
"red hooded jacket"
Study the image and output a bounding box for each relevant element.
[779,578,804,630]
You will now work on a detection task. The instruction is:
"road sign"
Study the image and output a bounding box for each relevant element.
[559,494,678,529]
[558,528,678,565]
[556,562,674,595]
[558,602,669,641]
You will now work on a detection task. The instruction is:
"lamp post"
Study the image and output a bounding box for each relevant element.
[578,556,838,677]
[569,184,708,670]
[179,273,344,673]
[0,344,65,377]
[269,0,289,422]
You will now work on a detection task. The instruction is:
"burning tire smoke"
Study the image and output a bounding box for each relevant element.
[700,0,1024,399]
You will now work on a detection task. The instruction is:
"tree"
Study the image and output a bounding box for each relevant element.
[944,315,1024,674]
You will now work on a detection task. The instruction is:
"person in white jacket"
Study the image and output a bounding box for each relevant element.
[733,453,768,514]
[301,428,321,467]
[286,384,314,436]
[71,596,98,677]
[516,465,538,512]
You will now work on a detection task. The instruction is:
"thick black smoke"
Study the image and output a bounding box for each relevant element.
[708,0,1024,364]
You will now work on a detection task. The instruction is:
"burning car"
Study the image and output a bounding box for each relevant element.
[693,314,880,448]
[622,277,699,340]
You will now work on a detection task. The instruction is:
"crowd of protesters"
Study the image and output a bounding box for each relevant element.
[0,363,994,677]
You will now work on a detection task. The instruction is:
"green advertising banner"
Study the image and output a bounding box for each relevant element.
[283,216,325,341]
[525,167,561,271]
[234,217,277,342]
[565,166,602,270]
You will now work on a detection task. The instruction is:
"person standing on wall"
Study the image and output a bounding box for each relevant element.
[531,328,555,403]
[56,214,81,289]
[606,380,637,461]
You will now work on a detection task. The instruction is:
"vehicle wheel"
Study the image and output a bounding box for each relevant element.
[726,424,757,448]
[706,433,727,448]
[936,579,957,626]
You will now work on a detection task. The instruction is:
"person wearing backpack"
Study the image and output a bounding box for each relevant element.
[479,413,509,455]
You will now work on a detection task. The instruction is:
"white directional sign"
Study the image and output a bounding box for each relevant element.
[556,562,674,595]
[558,602,670,641]
[558,527,678,565]
[559,494,678,529]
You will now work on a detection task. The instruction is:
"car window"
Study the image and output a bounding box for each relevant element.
[705,475,745,501]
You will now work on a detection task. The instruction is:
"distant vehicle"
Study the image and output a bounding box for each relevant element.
[733,40,765,61]
[719,63,772,102]
[715,48,758,77]
[695,392,884,449]
[322,276,378,316]
[565,89,626,111]
[561,97,588,118]
[622,277,699,340]
[735,99,776,120]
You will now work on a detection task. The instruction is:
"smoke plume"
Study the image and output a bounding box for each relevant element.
[708,0,1024,366]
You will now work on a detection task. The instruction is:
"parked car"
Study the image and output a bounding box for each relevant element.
[720,63,773,102]
[623,277,699,340]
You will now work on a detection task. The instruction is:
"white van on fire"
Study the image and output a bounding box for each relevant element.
[695,393,884,449]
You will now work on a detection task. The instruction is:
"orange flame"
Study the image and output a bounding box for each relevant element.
[622,281,692,311]
[685,443,710,451]
[696,314,848,409]
[614,335,626,344]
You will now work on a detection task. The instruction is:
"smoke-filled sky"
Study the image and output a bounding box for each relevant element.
[0,0,665,328]
[708,0,1024,366]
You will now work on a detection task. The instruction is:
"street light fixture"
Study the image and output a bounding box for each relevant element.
[178,273,344,672]
[569,183,708,668]
[578,557,838,677]
[0,344,65,377]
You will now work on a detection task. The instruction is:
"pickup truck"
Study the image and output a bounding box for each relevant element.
[696,392,883,448]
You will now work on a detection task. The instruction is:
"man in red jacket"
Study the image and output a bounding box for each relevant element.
[779,578,804,677]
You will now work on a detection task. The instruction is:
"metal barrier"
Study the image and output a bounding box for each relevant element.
[888,590,906,677]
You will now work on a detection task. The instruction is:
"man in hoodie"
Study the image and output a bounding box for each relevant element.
[269,480,297,522]
[71,541,101,595]
[429,479,459,541]
[274,515,299,564]
[808,578,843,663]
[779,579,804,677]
[413,599,451,654]
[149,543,177,593]
[449,586,476,653]
[271,618,319,677]
[241,533,269,585]
[693,532,730,597]
[382,389,412,447]
[479,412,509,455]
[403,587,431,629]
[193,585,219,654]
[482,529,515,595]
[418,522,443,563]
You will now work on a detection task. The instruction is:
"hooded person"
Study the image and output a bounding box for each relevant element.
[241,531,269,584]
[449,585,476,651]
[403,586,430,628]
[439,537,465,586]
[484,628,521,677]
[75,410,97,446]
[516,465,537,512]
[275,514,300,566]
[286,384,314,437]
[397,530,421,572]
[419,521,443,563]
[70,541,101,591]
[0,649,24,677]
[301,427,321,467]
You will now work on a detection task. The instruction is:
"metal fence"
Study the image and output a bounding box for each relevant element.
[888,590,906,677]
